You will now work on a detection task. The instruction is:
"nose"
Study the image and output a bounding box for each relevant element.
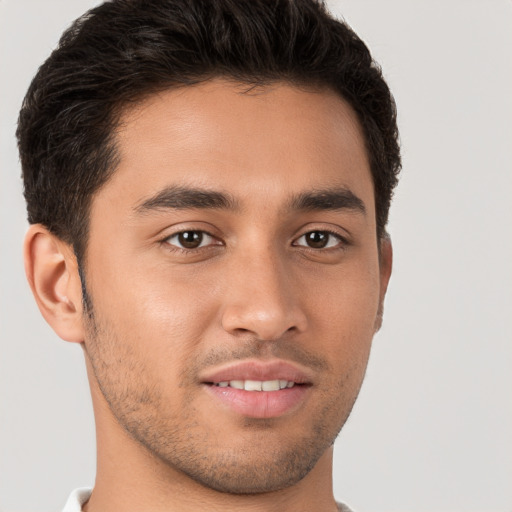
[220,248,308,341]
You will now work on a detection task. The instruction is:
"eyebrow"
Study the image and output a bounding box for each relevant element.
[134,184,366,216]
[134,185,239,214]
[289,188,366,215]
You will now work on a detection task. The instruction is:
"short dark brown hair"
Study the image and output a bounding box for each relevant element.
[17,0,401,263]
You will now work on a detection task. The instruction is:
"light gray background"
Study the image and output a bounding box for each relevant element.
[1,1,511,511]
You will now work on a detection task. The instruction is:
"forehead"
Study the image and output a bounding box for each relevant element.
[97,79,373,216]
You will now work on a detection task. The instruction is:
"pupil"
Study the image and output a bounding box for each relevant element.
[178,231,202,249]
[307,231,328,248]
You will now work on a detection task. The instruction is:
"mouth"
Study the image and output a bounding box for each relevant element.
[209,379,297,391]
[200,360,313,418]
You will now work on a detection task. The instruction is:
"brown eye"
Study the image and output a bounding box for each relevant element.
[178,231,203,248]
[166,230,215,250]
[305,231,328,248]
[294,231,342,249]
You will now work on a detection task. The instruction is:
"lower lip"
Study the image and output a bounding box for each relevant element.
[205,384,310,419]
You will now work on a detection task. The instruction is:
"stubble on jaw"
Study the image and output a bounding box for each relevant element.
[80,291,366,495]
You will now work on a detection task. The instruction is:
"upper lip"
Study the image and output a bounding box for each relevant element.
[200,359,314,385]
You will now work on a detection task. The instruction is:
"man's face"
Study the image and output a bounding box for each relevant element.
[82,80,389,493]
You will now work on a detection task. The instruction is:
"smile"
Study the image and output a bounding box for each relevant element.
[201,360,313,418]
[213,379,296,391]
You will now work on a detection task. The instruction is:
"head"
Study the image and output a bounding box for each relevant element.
[19,0,400,498]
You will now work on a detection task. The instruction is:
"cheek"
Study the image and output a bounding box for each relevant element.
[304,256,381,360]
[86,253,219,372]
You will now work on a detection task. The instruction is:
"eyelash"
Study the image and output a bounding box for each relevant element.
[161,229,348,253]
[292,230,348,251]
[162,230,220,253]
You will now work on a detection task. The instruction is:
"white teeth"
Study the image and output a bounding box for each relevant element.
[244,380,262,391]
[261,380,280,391]
[215,380,296,391]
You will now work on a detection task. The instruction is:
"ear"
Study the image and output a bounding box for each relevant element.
[24,224,85,343]
[374,235,393,332]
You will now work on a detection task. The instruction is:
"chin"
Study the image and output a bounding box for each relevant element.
[173,450,318,495]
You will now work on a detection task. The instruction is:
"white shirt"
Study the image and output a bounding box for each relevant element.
[62,488,92,512]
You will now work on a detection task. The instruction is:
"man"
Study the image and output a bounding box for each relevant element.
[17,0,400,510]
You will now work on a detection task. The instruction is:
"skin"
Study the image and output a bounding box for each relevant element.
[25,80,392,512]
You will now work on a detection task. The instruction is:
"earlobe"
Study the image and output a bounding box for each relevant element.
[24,224,85,343]
[375,235,393,332]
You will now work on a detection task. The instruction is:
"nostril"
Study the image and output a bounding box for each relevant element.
[221,308,305,341]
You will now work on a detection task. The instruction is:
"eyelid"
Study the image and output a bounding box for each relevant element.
[293,221,351,242]
[161,228,223,252]
[292,229,347,249]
